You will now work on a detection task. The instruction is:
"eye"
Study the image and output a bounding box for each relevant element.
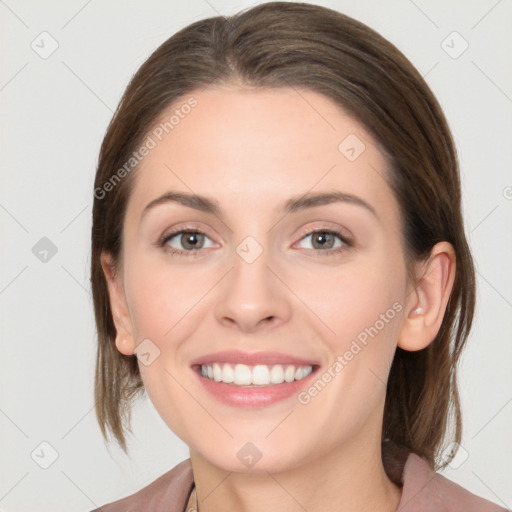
[158,227,352,257]
[159,228,215,255]
[295,228,351,254]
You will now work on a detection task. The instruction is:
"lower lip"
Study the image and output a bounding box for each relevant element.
[193,366,318,408]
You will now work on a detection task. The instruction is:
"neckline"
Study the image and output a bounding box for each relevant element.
[181,450,427,512]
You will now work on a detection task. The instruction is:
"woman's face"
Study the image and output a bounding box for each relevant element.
[109,86,415,473]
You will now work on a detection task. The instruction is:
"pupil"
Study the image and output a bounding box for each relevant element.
[183,233,202,249]
[314,232,333,249]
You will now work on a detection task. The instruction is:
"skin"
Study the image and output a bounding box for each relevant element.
[101,86,456,512]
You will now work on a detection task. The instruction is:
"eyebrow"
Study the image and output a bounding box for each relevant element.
[141,190,378,220]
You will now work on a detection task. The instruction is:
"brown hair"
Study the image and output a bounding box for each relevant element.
[91,1,475,469]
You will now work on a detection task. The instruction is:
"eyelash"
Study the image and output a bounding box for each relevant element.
[158,226,353,257]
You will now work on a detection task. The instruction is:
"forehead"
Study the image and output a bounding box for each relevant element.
[126,86,396,222]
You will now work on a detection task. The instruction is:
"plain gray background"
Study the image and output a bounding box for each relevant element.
[1,0,511,510]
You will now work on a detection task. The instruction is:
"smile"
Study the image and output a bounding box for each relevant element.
[200,363,314,386]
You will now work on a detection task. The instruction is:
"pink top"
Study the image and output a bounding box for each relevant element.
[93,453,507,511]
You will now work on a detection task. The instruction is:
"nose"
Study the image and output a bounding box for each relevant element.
[214,243,292,333]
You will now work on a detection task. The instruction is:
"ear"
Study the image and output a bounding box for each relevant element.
[100,251,136,356]
[398,241,456,351]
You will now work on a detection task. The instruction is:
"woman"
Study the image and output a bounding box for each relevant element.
[90,2,506,510]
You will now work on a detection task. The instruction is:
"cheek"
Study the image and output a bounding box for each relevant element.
[121,255,221,410]
[121,259,202,435]
[124,254,215,344]
[291,262,405,435]
[304,256,405,351]
[300,254,406,404]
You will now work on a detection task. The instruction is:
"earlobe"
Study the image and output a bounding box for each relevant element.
[100,251,136,356]
[398,242,456,352]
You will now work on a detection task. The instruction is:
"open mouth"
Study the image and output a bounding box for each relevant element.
[192,363,320,387]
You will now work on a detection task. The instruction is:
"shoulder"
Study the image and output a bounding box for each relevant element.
[398,452,508,512]
[89,452,507,511]
[91,458,194,512]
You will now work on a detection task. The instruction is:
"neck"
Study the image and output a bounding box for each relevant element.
[188,434,402,512]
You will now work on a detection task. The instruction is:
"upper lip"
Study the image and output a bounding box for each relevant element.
[191,350,319,367]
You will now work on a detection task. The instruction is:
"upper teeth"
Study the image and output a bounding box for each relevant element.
[200,363,313,386]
